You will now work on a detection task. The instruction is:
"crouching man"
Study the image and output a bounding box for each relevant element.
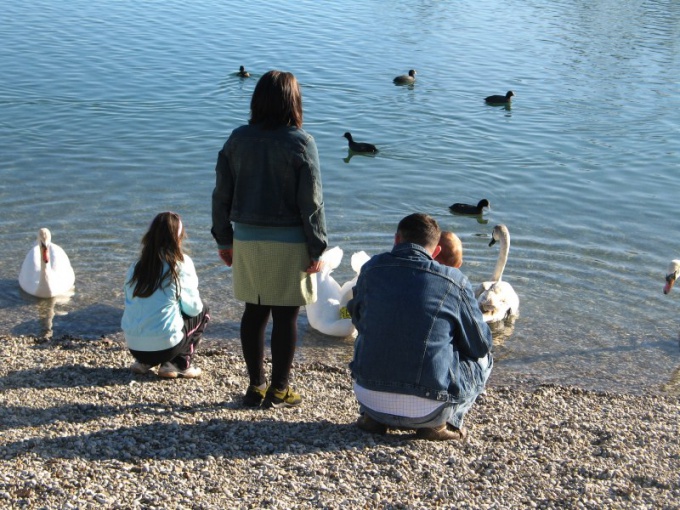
[348,213,492,440]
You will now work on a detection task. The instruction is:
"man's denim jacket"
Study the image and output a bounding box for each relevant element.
[348,243,493,402]
[211,123,328,260]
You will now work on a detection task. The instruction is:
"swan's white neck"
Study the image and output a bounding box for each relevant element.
[491,229,510,282]
[36,246,53,296]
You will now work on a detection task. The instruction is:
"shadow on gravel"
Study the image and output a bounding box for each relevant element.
[0,413,409,461]
[1,337,415,460]
[0,402,169,432]
[1,363,133,391]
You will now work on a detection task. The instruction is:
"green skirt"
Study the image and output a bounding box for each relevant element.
[232,238,317,306]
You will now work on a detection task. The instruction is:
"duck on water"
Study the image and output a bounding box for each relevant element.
[393,69,417,85]
[485,91,514,104]
[343,132,378,154]
[449,199,490,215]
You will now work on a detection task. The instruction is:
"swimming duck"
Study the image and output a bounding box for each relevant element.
[19,228,75,298]
[449,199,490,215]
[306,247,370,337]
[393,69,417,85]
[663,260,680,294]
[485,91,514,104]
[475,224,519,323]
[238,65,250,78]
[343,132,378,154]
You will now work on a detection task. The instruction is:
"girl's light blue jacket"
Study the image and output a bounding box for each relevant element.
[121,255,203,352]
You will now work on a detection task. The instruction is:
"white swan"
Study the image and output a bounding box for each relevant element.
[663,260,680,295]
[306,246,370,337]
[475,224,519,323]
[19,228,75,298]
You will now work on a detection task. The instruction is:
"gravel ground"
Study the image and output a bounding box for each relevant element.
[0,334,678,509]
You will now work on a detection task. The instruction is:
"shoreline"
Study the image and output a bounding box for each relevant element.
[1,334,678,508]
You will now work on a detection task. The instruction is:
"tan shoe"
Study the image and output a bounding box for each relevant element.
[415,424,467,441]
[130,361,153,375]
[157,361,202,379]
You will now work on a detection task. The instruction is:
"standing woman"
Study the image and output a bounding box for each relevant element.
[211,70,328,408]
[122,212,210,378]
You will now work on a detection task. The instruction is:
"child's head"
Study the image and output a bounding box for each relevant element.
[435,231,463,268]
[142,211,185,254]
[130,212,186,298]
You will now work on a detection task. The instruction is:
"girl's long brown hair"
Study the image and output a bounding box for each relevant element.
[249,70,303,129]
[128,212,186,298]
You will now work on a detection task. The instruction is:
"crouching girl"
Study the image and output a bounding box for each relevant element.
[122,212,210,378]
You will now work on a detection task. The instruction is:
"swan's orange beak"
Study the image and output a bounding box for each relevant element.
[664,274,675,294]
[40,242,49,264]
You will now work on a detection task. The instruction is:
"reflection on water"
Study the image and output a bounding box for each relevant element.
[660,332,680,396]
[342,150,379,164]
[36,294,73,339]
[449,211,489,225]
[487,317,517,347]
[18,289,74,339]
[661,365,680,396]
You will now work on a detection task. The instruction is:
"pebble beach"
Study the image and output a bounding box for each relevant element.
[1,334,678,509]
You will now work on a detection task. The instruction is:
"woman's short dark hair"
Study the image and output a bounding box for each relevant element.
[249,70,303,129]
[397,213,441,250]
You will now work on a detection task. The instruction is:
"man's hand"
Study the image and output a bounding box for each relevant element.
[218,248,233,267]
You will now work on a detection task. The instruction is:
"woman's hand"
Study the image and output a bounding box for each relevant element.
[218,248,233,267]
[305,259,324,274]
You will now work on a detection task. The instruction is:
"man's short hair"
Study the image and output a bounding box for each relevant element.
[396,213,441,250]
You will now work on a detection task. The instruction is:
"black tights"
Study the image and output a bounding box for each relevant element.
[240,302,300,390]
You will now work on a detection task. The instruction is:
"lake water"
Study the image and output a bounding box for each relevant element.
[1,0,679,395]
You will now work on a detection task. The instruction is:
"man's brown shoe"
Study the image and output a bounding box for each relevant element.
[356,414,388,435]
[415,424,467,441]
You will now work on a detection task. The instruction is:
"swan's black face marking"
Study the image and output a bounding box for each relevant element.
[667,273,677,284]
[489,238,497,247]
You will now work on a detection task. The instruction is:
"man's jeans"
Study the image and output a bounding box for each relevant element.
[361,354,492,430]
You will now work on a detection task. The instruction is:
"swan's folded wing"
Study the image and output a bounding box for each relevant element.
[320,246,343,272]
[350,251,370,273]
[19,246,41,291]
[49,244,74,276]
[475,281,495,299]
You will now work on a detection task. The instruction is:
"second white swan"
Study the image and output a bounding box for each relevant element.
[663,259,680,295]
[475,224,519,323]
[306,246,370,337]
